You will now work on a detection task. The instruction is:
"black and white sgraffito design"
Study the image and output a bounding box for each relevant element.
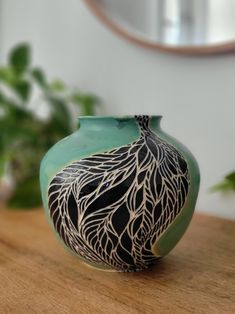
[48,116,190,271]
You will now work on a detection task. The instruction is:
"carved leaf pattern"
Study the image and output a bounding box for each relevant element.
[48,116,190,271]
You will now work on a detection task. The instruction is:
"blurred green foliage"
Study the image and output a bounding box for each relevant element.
[0,43,100,209]
[211,171,235,193]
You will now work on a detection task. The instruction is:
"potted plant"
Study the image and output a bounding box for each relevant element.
[211,171,235,217]
[0,43,100,209]
[212,172,235,193]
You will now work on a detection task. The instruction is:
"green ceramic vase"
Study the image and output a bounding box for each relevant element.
[40,115,200,272]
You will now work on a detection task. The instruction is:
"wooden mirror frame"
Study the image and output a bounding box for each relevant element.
[84,0,235,55]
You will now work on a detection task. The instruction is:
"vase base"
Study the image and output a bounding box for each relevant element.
[81,259,159,273]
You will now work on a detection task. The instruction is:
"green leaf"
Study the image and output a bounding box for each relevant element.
[31,68,47,88]
[7,175,42,209]
[0,91,6,103]
[46,96,72,135]
[72,93,99,115]
[13,80,31,102]
[210,181,235,192]
[50,79,66,92]
[0,156,6,177]
[9,43,31,74]
[225,171,235,183]
[0,67,17,85]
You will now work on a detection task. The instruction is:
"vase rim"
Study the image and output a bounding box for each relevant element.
[78,115,163,120]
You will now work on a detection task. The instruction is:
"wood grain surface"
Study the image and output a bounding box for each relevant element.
[0,208,234,314]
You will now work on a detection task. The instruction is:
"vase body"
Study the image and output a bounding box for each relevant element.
[40,115,200,272]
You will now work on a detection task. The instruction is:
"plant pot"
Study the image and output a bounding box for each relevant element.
[0,177,14,203]
[40,115,200,272]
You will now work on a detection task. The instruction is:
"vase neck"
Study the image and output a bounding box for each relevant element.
[78,116,162,132]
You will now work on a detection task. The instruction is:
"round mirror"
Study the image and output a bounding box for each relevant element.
[85,0,235,54]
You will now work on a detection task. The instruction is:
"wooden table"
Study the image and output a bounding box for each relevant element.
[0,209,234,314]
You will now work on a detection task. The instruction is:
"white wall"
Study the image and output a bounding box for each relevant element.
[1,0,235,219]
